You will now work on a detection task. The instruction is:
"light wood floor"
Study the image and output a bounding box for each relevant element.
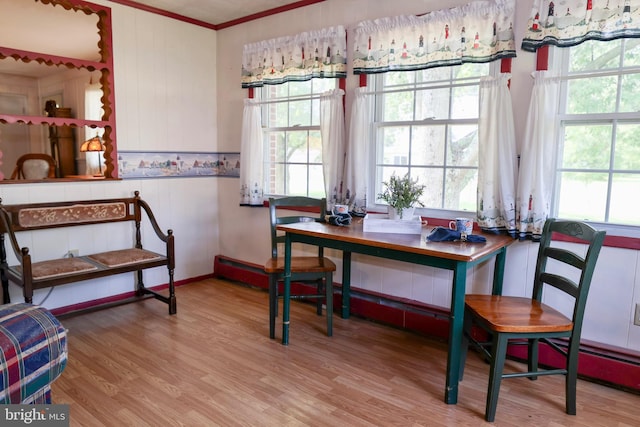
[53,278,639,426]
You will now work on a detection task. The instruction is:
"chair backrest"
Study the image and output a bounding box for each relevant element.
[10,153,56,180]
[268,196,327,259]
[533,219,606,335]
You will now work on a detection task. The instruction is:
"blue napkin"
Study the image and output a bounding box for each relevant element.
[327,212,352,226]
[426,227,486,243]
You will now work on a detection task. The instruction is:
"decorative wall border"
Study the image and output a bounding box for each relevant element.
[118,151,240,179]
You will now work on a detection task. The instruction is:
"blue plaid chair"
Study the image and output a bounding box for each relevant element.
[0,303,67,403]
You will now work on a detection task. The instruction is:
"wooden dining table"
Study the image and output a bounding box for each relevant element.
[277,219,515,405]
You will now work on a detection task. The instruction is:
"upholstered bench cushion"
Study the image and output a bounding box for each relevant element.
[88,248,163,268]
[14,258,98,280]
[0,303,67,404]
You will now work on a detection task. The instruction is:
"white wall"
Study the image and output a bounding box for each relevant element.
[215,0,640,352]
[0,2,219,310]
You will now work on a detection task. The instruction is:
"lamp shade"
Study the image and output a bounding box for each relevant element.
[81,136,105,176]
[80,136,105,152]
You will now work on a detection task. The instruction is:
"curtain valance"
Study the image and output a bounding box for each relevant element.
[522,0,640,52]
[241,26,347,88]
[352,0,516,75]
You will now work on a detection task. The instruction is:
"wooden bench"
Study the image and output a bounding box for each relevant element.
[0,191,176,314]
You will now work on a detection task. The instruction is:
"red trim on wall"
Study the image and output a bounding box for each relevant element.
[213,255,640,393]
[108,0,217,29]
[108,0,326,30]
[553,232,640,250]
[216,0,326,30]
[500,57,512,73]
[537,45,550,70]
[425,217,639,250]
[508,343,640,393]
[359,74,368,87]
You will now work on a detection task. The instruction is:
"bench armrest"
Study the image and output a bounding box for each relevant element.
[137,199,175,270]
[0,207,30,263]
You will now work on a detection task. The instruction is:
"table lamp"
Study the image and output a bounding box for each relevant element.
[80,135,105,176]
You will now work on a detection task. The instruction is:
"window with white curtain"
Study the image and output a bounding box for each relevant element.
[371,63,491,212]
[552,39,640,226]
[260,79,337,197]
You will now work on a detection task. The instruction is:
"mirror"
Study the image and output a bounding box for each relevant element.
[0,0,116,180]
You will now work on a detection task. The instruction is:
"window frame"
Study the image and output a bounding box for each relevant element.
[550,40,640,236]
[259,79,338,198]
[367,64,495,219]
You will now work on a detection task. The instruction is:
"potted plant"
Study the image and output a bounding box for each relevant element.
[378,173,425,220]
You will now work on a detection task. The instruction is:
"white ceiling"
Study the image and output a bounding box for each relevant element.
[121,0,314,27]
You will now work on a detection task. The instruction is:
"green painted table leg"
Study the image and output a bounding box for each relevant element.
[445,261,466,405]
[282,234,292,345]
[341,251,351,319]
[492,247,507,295]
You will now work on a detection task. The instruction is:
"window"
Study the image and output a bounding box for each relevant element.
[371,64,490,213]
[261,79,337,197]
[553,39,640,226]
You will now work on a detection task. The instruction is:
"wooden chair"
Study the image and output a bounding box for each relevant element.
[10,153,56,180]
[459,218,605,422]
[264,196,336,339]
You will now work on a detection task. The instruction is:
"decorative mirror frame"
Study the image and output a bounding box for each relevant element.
[0,0,117,179]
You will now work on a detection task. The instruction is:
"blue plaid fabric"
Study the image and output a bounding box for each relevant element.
[0,303,67,404]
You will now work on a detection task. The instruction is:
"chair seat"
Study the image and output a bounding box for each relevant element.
[264,256,336,274]
[465,295,573,333]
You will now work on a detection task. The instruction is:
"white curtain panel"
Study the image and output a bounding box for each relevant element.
[239,99,263,205]
[320,89,346,209]
[477,74,517,235]
[515,71,561,239]
[344,87,372,213]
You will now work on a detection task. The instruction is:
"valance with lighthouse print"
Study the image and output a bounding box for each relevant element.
[352,0,516,75]
[241,26,347,88]
[522,0,640,52]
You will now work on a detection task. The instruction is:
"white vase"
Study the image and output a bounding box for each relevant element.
[389,206,415,220]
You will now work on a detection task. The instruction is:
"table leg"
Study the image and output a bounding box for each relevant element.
[341,251,351,319]
[445,261,466,405]
[492,246,508,295]
[282,234,292,345]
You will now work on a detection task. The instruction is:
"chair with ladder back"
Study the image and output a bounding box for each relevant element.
[264,196,336,340]
[459,218,605,422]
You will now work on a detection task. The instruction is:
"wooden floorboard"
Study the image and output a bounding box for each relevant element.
[53,278,639,426]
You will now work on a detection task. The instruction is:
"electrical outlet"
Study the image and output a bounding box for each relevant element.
[68,249,79,258]
[635,304,640,327]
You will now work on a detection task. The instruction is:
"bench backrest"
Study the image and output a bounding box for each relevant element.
[0,197,139,233]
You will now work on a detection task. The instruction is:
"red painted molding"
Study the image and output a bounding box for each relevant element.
[216,0,326,30]
[500,57,512,73]
[554,232,640,250]
[537,45,549,71]
[108,0,217,29]
[109,0,327,31]
[213,254,640,393]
